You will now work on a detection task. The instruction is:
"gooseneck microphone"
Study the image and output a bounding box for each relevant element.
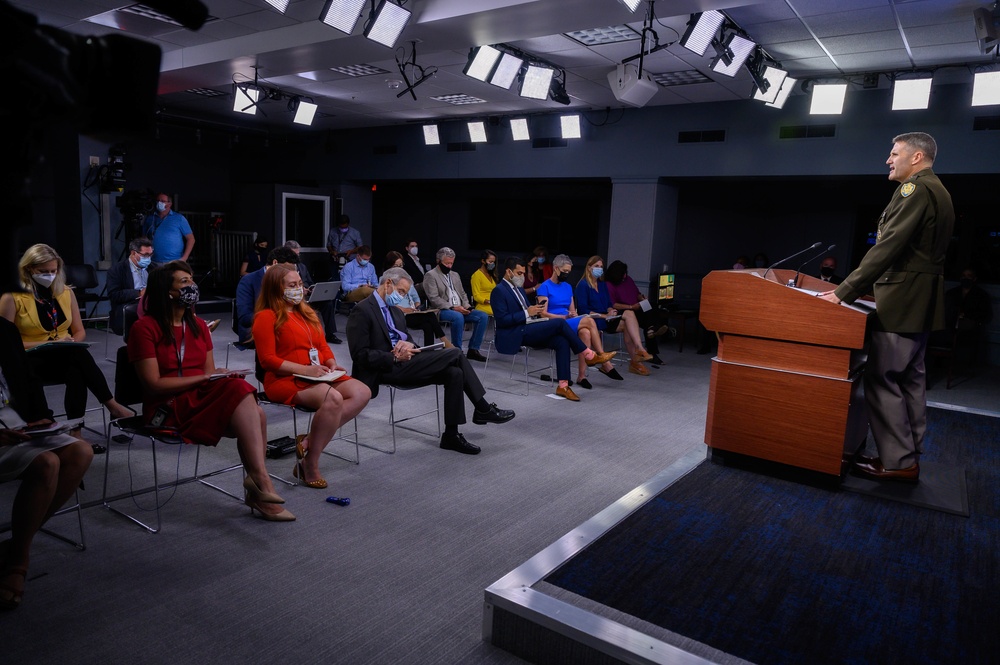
[761,242,823,281]
[791,244,836,288]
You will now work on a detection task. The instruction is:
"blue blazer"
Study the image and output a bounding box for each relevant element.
[235,267,265,342]
[491,280,532,355]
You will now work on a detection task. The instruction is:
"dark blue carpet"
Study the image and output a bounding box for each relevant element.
[546,407,1000,665]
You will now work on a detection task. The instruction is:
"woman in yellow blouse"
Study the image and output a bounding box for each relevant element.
[470,249,498,316]
[0,245,132,450]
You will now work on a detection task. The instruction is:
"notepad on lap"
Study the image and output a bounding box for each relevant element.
[293,370,346,382]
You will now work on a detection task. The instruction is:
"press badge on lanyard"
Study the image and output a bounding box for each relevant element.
[308,348,320,365]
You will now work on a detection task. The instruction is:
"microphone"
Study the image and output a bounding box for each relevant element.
[791,244,836,288]
[761,242,822,281]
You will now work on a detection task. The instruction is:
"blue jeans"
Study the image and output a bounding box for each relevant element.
[439,308,488,350]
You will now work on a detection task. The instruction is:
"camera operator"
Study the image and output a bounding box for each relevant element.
[143,193,195,263]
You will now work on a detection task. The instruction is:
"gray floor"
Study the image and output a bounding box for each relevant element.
[3,315,996,664]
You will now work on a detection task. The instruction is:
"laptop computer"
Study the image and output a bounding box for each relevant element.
[308,281,341,304]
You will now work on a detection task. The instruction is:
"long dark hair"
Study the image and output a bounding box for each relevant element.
[143,261,202,343]
[479,249,498,283]
[605,260,628,286]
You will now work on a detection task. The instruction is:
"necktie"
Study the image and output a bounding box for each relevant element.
[381,305,407,345]
[511,282,528,310]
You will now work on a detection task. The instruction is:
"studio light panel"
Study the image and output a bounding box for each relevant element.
[680,11,725,57]
[423,125,440,145]
[561,115,581,139]
[510,118,530,141]
[972,71,1000,106]
[491,53,524,89]
[468,121,487,143]
[752,66,788,104]
[293,101,318,125]
[810,83,847,114]
[521,65,555,100]
[465,46,501,81]
[320,0,366,34]
[712,34,755,77]
[234,86,259,114]
[364,0,412,48]
[892,78,932,110]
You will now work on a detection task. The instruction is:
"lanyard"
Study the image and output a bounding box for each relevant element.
[289,312,319,357]
[35,295,59,334]
[174,321,186,377]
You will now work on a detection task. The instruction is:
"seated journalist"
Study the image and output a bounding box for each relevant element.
[346,268,515,455]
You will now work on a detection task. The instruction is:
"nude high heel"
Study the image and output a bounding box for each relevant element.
[245,500,296,522]
[242,475,285,504]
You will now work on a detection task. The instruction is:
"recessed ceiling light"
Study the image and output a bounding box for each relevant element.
[564,25,641,46]
[186,88,227,97]
[329,64,390,77]
[650,70,712,86]
[430,94,487,105]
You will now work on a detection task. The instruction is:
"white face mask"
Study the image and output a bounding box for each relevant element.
[32,273,57,288]
[510,274,525,288]
[283,287,304,305]
[408,246,419,256]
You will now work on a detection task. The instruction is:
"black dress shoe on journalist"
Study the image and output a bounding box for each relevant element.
[327,335,343,345]
[472,403,515,425]
[440,432,481,455]
[466,349,487,362]
[852,457,919,483]
[91,443,107,455]
[576,378,593,390]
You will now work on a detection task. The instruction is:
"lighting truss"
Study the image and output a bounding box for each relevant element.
[320,0,367,34]
[364,0,412,48]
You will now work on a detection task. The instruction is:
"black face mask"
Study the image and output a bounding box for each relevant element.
[960,278,974,289]
[439,264,451,275]
[821,266,835,277]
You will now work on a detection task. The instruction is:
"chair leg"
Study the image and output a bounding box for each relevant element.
[38,490,86,550]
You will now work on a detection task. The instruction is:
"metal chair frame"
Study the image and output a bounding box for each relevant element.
[379,383,442,454]
[482,339,553,396]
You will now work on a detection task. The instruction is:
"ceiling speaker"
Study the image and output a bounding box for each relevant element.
[607,64,658,108]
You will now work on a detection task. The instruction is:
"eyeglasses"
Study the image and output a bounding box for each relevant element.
[137,252,154,258]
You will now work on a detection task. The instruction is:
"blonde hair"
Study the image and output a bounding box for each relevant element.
[580,255,603,290]
[19,244,67,296]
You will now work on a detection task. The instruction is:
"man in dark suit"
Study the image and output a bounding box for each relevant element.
[492,257,617,402]
[817,256,843,285]
[347,267,514,455]
[106,237,153,335]
[821,132,955,483]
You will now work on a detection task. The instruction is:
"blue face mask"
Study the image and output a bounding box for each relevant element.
[592,267,604,278]
[137,256,152,269]
[386,290,407,307]
[359,258,369,267]
[155,201,167,212]
[536,256,546,265]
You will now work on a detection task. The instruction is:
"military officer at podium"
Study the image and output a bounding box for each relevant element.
[820,132,954,483]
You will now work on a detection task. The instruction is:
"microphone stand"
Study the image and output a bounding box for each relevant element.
[761,242,822,281]
[790,244,836,288]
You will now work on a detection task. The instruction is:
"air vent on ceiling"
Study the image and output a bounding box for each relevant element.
[447,142,476,152]
[973,115,1000,131]
[678,130,725,143]
[532,138,568,149]
[373,145,397,155]
[779,124,836,139]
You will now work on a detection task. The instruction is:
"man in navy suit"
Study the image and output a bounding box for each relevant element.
[492,257,616,402]
[347,267,514,455]
[107,237,153,335]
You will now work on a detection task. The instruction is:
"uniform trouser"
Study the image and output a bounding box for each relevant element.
[384,347,485,426]
[865,330,929,469]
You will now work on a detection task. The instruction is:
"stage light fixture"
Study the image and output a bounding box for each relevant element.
[423,124,440,145]
[561,115,581,139]
[233,85,259,114]
[520,65,555,100]
[292,99,318,125]
[712,33,755,77]
[468,121,487,143]
[752,65,788,104]
[510,118,530,141]
[490,52,523,89]
[972,71,1000,106]
[265,0,290,12]
[464,46,502,82]
[619,0,642,11]
[549,73,571,105]
[320,0,366,34]
[891,78,932,110]
[766,77,796,109]
[809,83,847,114]
[680,11,725,56]
[364,0,412,48]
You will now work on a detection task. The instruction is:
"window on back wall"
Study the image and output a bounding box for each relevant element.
[468,197,601,256]
[282,193,341,250]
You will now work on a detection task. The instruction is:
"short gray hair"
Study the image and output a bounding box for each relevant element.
[436,246,456,263]
[893,132,937,163]
[552,254,572,269]
[380,267,412,286]
[284,239,301,250]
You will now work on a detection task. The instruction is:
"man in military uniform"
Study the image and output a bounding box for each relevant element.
[820,132,954,482]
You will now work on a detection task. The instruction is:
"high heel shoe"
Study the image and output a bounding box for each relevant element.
[292,460,328,489]
[242,475,285,504]
[244,499,296,522]
[0,565,27,611]
[295,434,308,460]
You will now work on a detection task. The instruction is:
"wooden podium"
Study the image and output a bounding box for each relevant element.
[700,269,873,475]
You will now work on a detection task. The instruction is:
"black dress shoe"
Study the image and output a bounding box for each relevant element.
[576,378,593,390]
[472,403,515,425]
[852,457,919,483]
[467,349,487,362]
[327,335,343,345]
[91,443,107,455]
[440,432,481,455]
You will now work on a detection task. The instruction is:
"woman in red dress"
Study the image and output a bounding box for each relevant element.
[253,265,371,489]
[129,261,293,522]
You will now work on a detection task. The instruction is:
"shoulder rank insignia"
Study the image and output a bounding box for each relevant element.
[900,182,916,198]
